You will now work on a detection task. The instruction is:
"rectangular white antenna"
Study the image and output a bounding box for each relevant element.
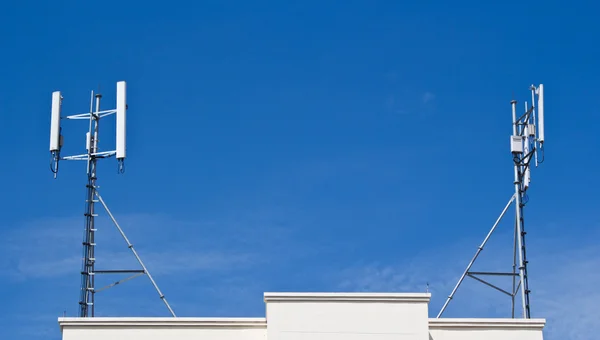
[523,113,531,189]
[116,81,127,159]
[86,132,91,151]
[50,91,62,152]
[537,84,544,143]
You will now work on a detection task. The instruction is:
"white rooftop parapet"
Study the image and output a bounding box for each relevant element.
[264,292,431,340]
[58,317,267,340]
[429,318,546,340]
[58,292,545,340]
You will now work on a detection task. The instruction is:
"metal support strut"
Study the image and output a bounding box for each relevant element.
[95,191,176,317]
[436,195,515,318]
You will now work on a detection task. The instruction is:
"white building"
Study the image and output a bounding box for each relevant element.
[58,292,545,340]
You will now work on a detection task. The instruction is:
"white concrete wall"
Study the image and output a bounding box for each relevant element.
[428,318,546,340]
[265,293,431,340]
[58,293,546,340]
[59,317,267,340]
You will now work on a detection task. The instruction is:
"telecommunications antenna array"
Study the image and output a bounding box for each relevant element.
[437,84,545,319]
[49,82,175,318]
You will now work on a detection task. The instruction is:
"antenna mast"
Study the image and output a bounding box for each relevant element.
[437,84,545,319]
[49,82,175,318]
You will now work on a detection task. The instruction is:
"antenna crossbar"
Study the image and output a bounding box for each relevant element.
[95,272,145,293]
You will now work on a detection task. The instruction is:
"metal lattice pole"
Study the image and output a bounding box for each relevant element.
[79,93,101,317]
[511,100,531,318]
[437,85,544,319]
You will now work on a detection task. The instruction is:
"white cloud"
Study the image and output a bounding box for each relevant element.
[384,95,408,115]
[134,250,256,275]
[334,233,600,340]
[0,212,280,336]
[423,92,436,104]
[337,260,434,293]
[16,255,81,279]
[11,209,597,340]
[0,213,260,280]
[531,240,600,340]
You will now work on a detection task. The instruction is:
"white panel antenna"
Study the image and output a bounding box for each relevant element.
[46,81,175,318]
[116,81,127,162]
[537,84,544,143]
[49,91,63,178]
[50,91,62,152]
[86,132,91,151]
[523,104,531,189]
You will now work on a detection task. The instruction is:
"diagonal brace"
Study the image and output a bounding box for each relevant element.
[436,194,515,318]
[95,272,145,293]
[95,190,176,317]
[468,274,513,297]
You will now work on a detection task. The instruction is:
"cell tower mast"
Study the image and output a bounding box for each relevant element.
[437,84,545,319]
[49,82,175,318]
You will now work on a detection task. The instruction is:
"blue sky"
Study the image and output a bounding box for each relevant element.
[1,1,599,339]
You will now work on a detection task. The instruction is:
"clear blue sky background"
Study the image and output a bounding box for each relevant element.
[1,1,599,339]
